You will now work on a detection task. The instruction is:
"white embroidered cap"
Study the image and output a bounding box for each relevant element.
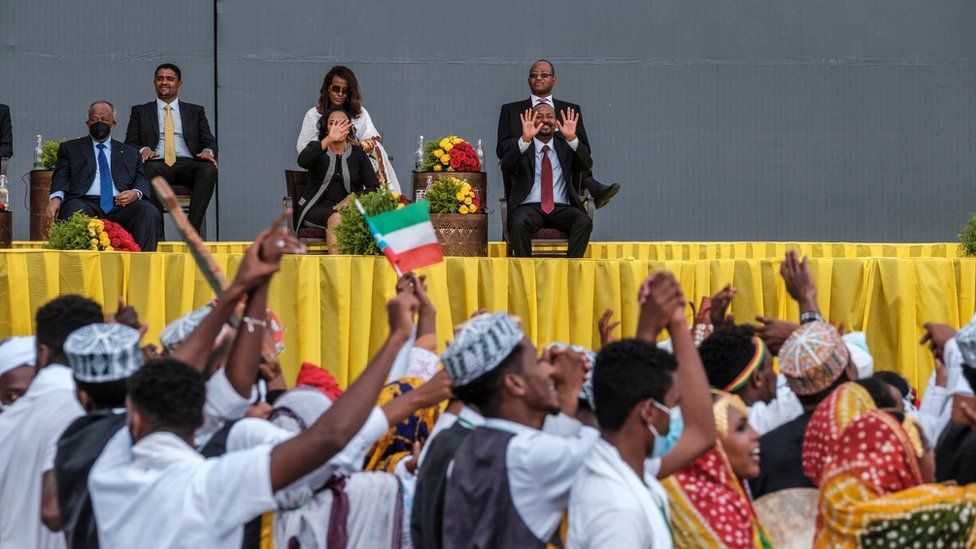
[441,312,524,387]
[160,305,213,350]
[65,323,143,383]
[0,336,36,377]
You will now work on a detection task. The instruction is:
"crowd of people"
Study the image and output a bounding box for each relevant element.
[0,207,975,548]
[0,58,620,256]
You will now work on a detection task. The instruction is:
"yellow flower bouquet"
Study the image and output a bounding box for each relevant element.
[425,177,482,215]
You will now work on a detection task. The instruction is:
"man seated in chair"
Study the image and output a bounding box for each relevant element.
[125,63,217,236]
[45,101,160,251]
[501,103,593,258]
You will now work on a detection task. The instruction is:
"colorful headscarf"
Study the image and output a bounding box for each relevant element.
[722,336,768,393]
[364,377,438,473]
[801,382,876,486]
[779,321,850,396]
[664,391,772,549]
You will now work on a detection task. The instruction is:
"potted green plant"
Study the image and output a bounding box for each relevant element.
[29,139,64,240]
[959,213,976,257]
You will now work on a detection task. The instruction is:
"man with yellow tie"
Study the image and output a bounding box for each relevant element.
[125,63,218,236]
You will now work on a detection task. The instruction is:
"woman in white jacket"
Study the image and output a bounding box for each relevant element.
[296,66,400,192]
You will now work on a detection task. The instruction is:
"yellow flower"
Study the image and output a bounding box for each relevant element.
[464,197,472,205]
[447,167,454,172]
[105,246,114,252]
[90,238,98,249]
[451,137,462,145]
[443,143,454,152]
[461,182,471,191]
[440,155,450,165]
[455,192,465,201]
[459,205,468,214]
[392,192,400,199]
[433,164,442,172]
[439,138,450,149]
[88,228,96,237]
[396,203,405,210]
[433,149,444,158]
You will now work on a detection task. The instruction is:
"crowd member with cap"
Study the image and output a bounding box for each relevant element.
[664,391,772,548]
[568,272,716,548]
[48,323,143,548]
[87,273,422,548]
[0,295,103,549]
[0,335,36,409]
[434,307,593,548]
[748,320,855,499]
[917,316,976,445]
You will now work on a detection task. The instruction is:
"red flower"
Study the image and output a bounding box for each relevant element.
[449,154,464,170]
[111,238,121,248]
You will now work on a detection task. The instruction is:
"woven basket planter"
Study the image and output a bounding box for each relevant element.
[430,213,487,257]
[0,211,11,248]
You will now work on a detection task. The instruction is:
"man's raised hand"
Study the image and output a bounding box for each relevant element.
[520,109,541,143]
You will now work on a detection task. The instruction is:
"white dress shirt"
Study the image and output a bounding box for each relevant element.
[149,98,193,159]
[567,437,672,549]
[748,374,804,436]
[90,429,276,549]
[517,137,579,206]
[49,138,124,202]
[194,368,258,449]
[0,364,84,549]
[531,94,554,108]
[464,414,599,542]
[918,337,975,444]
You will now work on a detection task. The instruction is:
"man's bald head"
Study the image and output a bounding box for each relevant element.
[532,103,555,117]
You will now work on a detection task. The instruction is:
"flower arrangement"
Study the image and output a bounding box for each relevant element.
[421,135,481,173]
[46,211,141,251]
[960,213,976,257]
[425,176,482,215]
[40,139,65,170]
[333,187,410,255]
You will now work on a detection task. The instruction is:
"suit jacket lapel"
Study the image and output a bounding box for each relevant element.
[83,137,96,182]
[178,101,192,136]
[554,137,572,177]
[110,139,124,191]
[526,140,537,178]
[147,102,159,148]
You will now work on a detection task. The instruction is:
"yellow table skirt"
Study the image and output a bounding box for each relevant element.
[1,244,973,391]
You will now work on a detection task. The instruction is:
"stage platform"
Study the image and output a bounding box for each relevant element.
[2,241,973,390]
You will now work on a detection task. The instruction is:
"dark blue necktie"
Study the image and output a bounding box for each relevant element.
[96,143,114,213]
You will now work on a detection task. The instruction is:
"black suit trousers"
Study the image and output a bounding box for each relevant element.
[509,203,592,258]
[59,196,160,252]
[142,158,217,234]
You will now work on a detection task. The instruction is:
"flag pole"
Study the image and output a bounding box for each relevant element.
[356,199,403,277]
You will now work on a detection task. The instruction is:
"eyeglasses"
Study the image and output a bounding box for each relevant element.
[529,72,553,79]
[329,85,349,96]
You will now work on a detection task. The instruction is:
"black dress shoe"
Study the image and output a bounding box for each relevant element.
[593,183,620,209]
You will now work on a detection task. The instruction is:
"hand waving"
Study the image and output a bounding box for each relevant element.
[520,109,541,143]
[556,107,579,142]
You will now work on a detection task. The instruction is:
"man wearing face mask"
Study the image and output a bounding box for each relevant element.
[45,101,159,251]
[439,312,596,548]
[567,272,716,549]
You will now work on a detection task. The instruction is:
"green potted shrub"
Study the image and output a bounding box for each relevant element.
[959,213,976,257]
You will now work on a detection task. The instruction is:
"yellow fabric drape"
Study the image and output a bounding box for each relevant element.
[2,246,973,390]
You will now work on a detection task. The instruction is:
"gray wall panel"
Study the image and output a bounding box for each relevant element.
[3,1,975,242]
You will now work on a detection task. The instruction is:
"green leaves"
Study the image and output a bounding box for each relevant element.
[960,213,976,257]
[40,140,64,170]
[334,188,401,255]
[46,211,94,250]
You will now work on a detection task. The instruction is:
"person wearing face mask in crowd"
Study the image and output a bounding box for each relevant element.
[567,272,716,549]
[664,391,772,548]
[45,101,160,251]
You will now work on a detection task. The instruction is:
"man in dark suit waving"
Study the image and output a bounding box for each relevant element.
[497,59,618,209]
[501,103,593,257]
[45,101,160,251]
[125,63,217,234]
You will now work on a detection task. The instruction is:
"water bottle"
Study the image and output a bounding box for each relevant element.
[476,139,485,171]
[0,175,9,211]
[414,135,425,172]
[33,134,44,170]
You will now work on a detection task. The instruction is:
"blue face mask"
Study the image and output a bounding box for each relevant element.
[647,401,683,459]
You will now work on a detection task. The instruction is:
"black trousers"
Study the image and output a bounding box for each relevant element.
[142,158,217,235]
[59,195,160,252]
[508,202,592,258]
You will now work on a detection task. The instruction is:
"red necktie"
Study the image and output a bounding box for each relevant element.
[540,145,554,214]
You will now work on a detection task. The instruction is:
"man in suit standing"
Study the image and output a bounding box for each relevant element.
[0,103,11,176]
[45,101,159,251]
[501,103,593,258]
[497,59,619,209]
[125,63,217,234]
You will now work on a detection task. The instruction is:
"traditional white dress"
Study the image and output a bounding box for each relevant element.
[297,106,401,192]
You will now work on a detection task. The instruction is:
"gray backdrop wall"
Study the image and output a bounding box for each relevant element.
[2,1,975,242]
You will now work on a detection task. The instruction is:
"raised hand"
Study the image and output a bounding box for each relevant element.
[547,345,588,414]
[107,297,148,336]
[598,308,620,347]
[258,208,306,265]
[921,322,958,360]
[710,284,737,329]
[556,107,579,142]
[520,109,541,143]
[388,276,421,337]
[755,316,799,355]
[324,119,351,147]
[637,272,686,341]
[781,250,818,313]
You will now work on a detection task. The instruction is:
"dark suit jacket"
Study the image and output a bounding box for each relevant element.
[50,137,151,200]
[124,100,218,157]
[295,141,380,226]
[496,98,589,160]
[0,104,11,159]
[499,134,592,213]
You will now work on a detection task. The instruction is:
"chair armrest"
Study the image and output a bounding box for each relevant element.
[499,198,509,242]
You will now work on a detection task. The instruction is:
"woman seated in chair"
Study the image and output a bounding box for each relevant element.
[296,107,380,248]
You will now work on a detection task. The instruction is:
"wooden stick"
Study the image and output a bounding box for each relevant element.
[152,176,281,376]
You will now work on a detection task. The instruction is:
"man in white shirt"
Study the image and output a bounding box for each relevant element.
[88,287,421,549]
[500,103,594,257]
[0,295,103,549]
[439,312,596,548]
[0,335,36,409]
[568,272,716,549]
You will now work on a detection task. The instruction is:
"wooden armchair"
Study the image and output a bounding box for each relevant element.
[283,170,325,241]
[498,172,595,257]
